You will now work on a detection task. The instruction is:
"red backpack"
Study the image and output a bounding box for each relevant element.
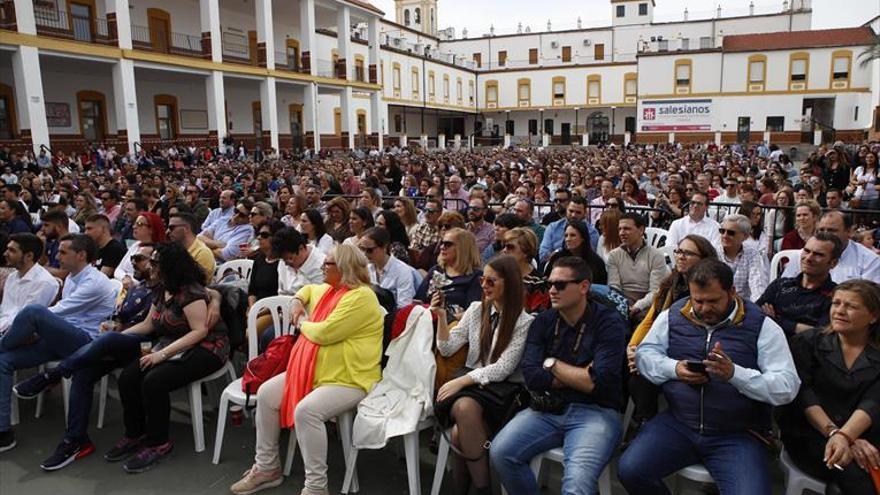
[241,334,296,407]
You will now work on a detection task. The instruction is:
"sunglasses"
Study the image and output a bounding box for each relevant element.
[134,221,150,228]
[322,261,337,267]
[258,231,272,239]
[439,240,455,249]
[479,276,499,287]
[360,245,378,254]
[130,254,149,263]
[502,243,518,251]
[718,228,740,237]
[236,209,249,217]
[250,211,261,217]
[425,208,440,214]
[547,279,584,291]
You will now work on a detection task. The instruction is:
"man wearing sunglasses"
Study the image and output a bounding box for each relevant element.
[667,191,721,249]
[492,257,627,495]
[167,213,215,284]
[466,198,494,253]
[198,199,255,261]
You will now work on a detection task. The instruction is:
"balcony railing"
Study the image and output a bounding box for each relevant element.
[131,24,202,57]
[221,39,251,65]
[274,50,304,72]
[34,7,115,45]
[316,59,335,78]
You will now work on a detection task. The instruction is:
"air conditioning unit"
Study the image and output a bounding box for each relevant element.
[392,37,402,47]
[550,41,559,49]
[650,36,657,42]
[582,39,592,46]
[789,82,806,91]
[831,81,848,89]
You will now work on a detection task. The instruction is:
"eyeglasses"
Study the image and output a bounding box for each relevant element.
[167,223,186,231]
[718,228,740,237]
[468,206,483,212]
[502,243,518,252]
[258,231,272,239]
[479,276,498,287]
[547,279,584,291]
[689,201,706,207]
[130,254,149,263]
[673,249,701,258]
[236,209,249,217]
[424,208,440,214]
[439,240,455,249]
[134,221,150,228]
[249,211,261,217]
[360,245,378,254]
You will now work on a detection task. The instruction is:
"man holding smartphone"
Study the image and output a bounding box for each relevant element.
[619,259,800,495]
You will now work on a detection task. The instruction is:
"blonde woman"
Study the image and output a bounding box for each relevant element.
[415,227,483,319]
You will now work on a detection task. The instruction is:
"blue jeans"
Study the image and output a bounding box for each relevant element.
[491,403,622,495]
[617,411,771,495]
[63,332,145,443]
[0,305,94,431]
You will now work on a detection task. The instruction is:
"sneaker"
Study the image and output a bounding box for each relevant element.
[40,439,95,471]
[0,430,15,453]
[104,436,144,462]
[122,441,173,474]
[230,464,284,495]
[13,372,60,399]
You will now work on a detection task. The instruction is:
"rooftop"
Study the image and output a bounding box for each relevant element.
[722,26,877,52]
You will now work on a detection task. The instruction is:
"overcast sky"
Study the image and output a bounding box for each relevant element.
[371,0,879,35]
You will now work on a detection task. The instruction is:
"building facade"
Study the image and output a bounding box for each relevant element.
[0,0,876,154]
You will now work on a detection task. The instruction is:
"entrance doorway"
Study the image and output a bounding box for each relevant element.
[69,2,94,42]
[801,98,836,143]
[147,8,171,52]
[588,112,609,144]
[737,117,751,144]
[561,123,571,145]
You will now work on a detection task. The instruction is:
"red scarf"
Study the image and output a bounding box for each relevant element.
[279,285,349,428]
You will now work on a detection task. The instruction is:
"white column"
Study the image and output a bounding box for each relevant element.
[668,132,676,144]
[813,130,822,146]
[438,134,446,149]
[582,133,589,146]
[370,91,383,149]
[255,0,275,69]
[304,83,320,151]
[260,77,279,150]
[503,134,511,147]
[624,131,631,145]
[112,59,140,153]
[714,131,722,146]
[340,87,354,149]
[12,46,49,153]
[368,16,380,83]
[12,0,36,34]
[400,134,407,147]
[336,6,352,80]
[107,0,133,49]
[762,131,771,145]
[299,0,317,76]
[420,134,428,148]
[206,70,226,148]
[200,0,222,63]
[542,133,550,147]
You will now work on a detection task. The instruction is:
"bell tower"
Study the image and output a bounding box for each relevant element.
[395,0,438,37]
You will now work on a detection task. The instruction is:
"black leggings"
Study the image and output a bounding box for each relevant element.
[628,373,660,422]
[784,433,877,495]
[117,347,223,447]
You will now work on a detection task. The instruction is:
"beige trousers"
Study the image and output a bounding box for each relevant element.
[254,373,365,491]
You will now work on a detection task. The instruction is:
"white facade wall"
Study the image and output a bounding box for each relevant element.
[41,65,119,135]
[129,0,202,39]
[135,74,208,135]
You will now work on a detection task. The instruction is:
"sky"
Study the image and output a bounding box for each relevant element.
[371,0,880,36]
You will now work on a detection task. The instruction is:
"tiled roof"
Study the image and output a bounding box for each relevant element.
[723,27,876,52]
[345,0,385,15]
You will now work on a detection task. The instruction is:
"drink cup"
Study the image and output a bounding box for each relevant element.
[140,341,152,356]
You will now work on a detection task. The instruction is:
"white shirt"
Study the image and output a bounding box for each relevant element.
[0,264,58,333]
[312,233,336,256]
[781,240,880,284]
[369,255,415,309]
[667,214,721,248]
[277,247,325,296]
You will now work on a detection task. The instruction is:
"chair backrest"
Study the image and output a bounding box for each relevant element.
[661,244,677,268]
[52,277,64,305]
[107,278,124,311]
[769,249,800,283]
[214,259,254,284]
[246,295,295,361]
[644,227,670,248]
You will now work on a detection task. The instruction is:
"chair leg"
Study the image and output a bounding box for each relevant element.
[61,377,71,427]
[35,365,45,418]
[284,429,298,477]
[530,456,545,488]
[97,375,109,429]
[10,371,18,426]
[188,383,205,452]
[403,431,422,495]
[341,448,360,494]
[430,432,450,495]
[338,411,358,493]
[598,465,612,495]
[621,398,635,440]
[212,393,230,464]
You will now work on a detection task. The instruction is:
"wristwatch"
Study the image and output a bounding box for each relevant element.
[543,357,557,371]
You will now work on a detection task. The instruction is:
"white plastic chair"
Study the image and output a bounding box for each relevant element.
[284,408,359,491]
[780,449,826,495]
[189,360,237,453]
[342,419,433,495]
[676,464,715,492]
[769,249,800,283]
[212,295,295,464]
[430,428,453,495]
[661,244,677,269]
[644,227,670,248]
[214,259,254,283]
[530,447,613,495]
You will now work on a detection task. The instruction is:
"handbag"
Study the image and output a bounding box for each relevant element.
[433,367,529,438]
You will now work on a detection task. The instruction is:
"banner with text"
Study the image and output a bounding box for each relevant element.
[640,99,712,132]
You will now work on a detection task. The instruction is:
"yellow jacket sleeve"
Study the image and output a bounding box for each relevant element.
[300,287,381,346]
[629,302,658,346]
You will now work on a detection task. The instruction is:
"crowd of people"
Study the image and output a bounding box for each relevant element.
[0,138,878,495]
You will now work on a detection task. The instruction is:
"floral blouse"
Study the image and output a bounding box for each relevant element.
[151,284,229,364]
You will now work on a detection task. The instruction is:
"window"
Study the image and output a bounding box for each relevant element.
[154,94,177,140]
[469,81,474,104]
[639,3,648,15]
[517,79,531,106]
[498,50,507,66]
[528,119,538,135]
[252,102,262,136]
[529,48,538,64]
[699,37,712,49]
[394,114,402,132]
[587,75,601,102]
[544,119,554,135]
[411,68,419,99]
[789,53,808,86]
[624,73,637,99]
[404,9,410,26]
[486,81,498,106]
[832,52,851,81]
[473,52,482,68]
[658,40,668,51]
[0,84,14,139]
[562,46,571,62]
[457,78,463,104]
[674,60,691,92]
[443,75,450,102]
[286,40,301,71]
[354,56,365,82]
[681,38,689,50]
[414,8,421,23]
[392,63,401,96]
[766,116,784,132]
[78,91,106,142]
[505,119,514,136]
[594,44,604,61]
[428,72,435,100]
[616,5,625,17]
[748,55,766,90]
[552,76,566,103]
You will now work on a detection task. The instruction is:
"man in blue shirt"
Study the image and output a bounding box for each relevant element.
[200,189,236,233]
[538,196,599,263]
[0,234,117,452]
[491,256,626,495]
[198,199,255,261]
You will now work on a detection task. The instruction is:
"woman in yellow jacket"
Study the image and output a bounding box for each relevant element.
[232,244,383,495]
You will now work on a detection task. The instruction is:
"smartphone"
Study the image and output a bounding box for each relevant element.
[685,360,707,374]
